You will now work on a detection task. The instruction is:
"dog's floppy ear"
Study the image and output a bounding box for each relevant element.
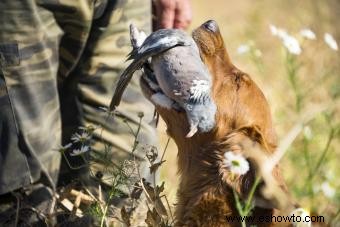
[238,125,270,151]
[218,126,267,196]
[218,125,293,210]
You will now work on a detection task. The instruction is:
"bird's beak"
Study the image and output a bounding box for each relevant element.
[186,124,198,138]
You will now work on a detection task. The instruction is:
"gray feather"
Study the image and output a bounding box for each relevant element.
[111,25,217,137]
[110,29,191,110]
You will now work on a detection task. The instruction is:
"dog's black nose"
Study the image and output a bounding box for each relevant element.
[203,20,219,32]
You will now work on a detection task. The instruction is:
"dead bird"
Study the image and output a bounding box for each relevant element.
[110,25,217,137]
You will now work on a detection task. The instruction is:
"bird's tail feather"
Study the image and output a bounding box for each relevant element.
[109,61,142,110]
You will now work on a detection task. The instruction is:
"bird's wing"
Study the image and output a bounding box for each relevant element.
[109,30,192,110]
[127,29,191,61]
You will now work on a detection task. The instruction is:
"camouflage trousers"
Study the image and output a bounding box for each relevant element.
[0,0,156,194]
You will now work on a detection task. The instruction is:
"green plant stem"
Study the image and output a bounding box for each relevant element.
[100,192,113,227]
[308,128,335,182]
[160,137,170,162]
[249,51,264,73]
[244,176,261,214]
[61,151,88,170]
[302,137,314,207]
[233,175,261,227]
[124,120,136,136]
[286,52,302,112]
[301,127,335,208]
[131,116,143,154]
[331,207,340,226]
[233,189,246,227]
[163,195,174,224]
[100,171,123,227]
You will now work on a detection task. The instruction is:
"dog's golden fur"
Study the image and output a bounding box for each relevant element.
[141,20,292,226]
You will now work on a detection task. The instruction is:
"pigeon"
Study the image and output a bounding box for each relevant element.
[109,25,191,109]
[110,25,217,137]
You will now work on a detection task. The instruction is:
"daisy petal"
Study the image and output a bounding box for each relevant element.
[324,33,338,51]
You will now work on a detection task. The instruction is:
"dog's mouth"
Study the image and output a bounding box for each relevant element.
[140,64,183,111]
[192,20,223,58]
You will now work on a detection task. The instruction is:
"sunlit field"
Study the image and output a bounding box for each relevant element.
[159,0,339,225]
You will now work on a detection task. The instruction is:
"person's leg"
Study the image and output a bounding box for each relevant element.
[0,0,63,196]
[59,0,157,184]
[0,0,67,225]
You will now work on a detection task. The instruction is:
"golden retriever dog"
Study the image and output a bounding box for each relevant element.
[140,20,295,227]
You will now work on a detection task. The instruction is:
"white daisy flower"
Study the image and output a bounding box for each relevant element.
[70,145,90,156]
[300,28,316,40]
[269,24,301,55]
[290,208,311,227]
[321,181,336,198]
[269,24,279,36]
[223,152,250,175]
[56,143,72,152]
[324,33,338,51]
[71,132,91,143]
[269,24,288,39]
[282,34,302,55]
[237,44,250,55]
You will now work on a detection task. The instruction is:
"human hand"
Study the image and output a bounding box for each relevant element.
[153,0,192,30]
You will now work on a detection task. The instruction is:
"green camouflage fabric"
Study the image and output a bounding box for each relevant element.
[0,0,156,194]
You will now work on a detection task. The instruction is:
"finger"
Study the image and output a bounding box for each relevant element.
[173,0,192,29]
[155,0,176,29]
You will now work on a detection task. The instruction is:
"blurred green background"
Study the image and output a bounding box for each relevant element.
[158,0,339,224]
